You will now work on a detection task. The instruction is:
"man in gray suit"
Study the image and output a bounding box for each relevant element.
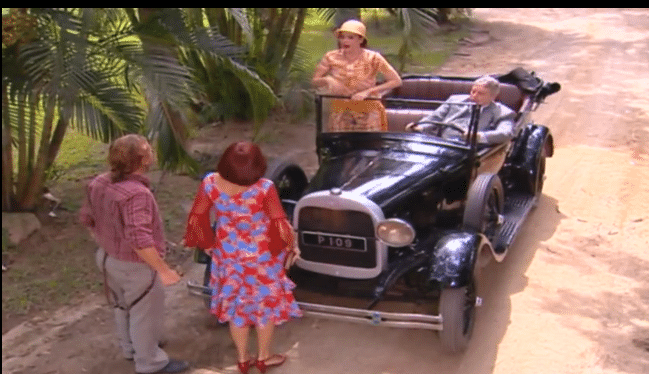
[406,76,515,144]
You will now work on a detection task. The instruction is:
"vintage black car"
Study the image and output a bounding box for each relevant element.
[188,69,560,353]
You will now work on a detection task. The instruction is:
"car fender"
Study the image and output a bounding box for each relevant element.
[504,124,553,190]
[509,124,553,162]
[522,124,553,167]
[265,159,309,192]
[519,125,553,191]
[264,158,309,218]
[428,232,490,288]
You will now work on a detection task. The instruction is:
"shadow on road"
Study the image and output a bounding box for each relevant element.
[452,194,563,374]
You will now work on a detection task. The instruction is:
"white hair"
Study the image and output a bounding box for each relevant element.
[474,76,500,96]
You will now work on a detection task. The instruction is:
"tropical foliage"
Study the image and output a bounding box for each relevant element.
[318,8,469,73]
[2,8,468,212]
[183,8,305,131]
[2,8,144,211]
[388,8,441,72]
[1,8,276,211]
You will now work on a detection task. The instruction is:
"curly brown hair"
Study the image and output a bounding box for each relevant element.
[108,134,150,182]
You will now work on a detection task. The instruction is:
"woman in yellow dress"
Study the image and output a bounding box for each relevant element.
[312,19,402,132]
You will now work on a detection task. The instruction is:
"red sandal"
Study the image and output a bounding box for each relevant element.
[237,359,252,374]
[254,354,286,373]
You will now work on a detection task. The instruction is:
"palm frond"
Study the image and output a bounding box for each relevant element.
[189,26,246,59]
[314,8,337,23]
[2,92,43,143]
[18,40,56,91]
[69,96,129,143]
[139,51,197,108]
[66,69,144,139]
[218,55,276,126]
[145,98,198,173]
[226,8,254,45]
[154,9,248,59]
[396,8,438,44]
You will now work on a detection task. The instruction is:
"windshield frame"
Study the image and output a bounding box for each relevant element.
[314,94,482,150]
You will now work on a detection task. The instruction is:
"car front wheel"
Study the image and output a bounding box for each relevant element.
[439,281,477,353]
[463,173,504,243]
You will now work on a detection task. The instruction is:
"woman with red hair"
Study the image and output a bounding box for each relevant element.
[184,142,301,373]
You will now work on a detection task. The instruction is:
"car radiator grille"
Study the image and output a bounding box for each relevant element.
[298,207,376,268]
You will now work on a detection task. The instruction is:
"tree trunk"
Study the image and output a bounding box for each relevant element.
[20,95,56,211]
[334,8,361,28]
[160,101,188,148]
[27,92,37,175]
[1,83,14,211]
[16,95,28,199]
[275,8,306,91]
[46,117,69,170]
[264,8,291,66]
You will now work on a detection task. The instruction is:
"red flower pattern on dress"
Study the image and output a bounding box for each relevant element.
[189,173,302,327]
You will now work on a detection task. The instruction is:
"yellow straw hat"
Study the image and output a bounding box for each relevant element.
[335,20,367,40]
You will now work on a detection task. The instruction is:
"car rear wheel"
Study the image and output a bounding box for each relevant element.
[463,173,504,243]
[439,281,477,353]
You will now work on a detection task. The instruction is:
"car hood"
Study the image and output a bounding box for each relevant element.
[305,135,469,210]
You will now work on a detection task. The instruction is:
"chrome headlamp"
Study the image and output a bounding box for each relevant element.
[376,218,415,247]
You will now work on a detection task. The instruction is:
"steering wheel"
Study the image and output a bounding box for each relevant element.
[409,120,466,138]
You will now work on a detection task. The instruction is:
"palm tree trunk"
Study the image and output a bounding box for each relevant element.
[264,8,291,65]
[160,101,188,148]
[334,8,361,28]
[27,92,37,175]
[275,8,306,91]
[46,117,69,170]
[1,83,14,211]
[20,95,56,210]
[16,95,27,199]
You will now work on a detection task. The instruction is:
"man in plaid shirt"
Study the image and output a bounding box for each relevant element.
[80,134,189,374]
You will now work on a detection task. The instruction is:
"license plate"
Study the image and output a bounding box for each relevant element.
[301,231,367,252]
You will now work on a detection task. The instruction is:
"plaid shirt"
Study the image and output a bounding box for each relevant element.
[79,172,166,263]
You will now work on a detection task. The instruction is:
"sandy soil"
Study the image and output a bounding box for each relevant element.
[3,8,648,374]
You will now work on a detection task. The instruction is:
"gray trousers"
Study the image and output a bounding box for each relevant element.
[95,248,169,373]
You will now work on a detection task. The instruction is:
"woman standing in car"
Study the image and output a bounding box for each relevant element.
[312,19,402,132]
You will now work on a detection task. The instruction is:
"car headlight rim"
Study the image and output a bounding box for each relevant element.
[376,218,415,247]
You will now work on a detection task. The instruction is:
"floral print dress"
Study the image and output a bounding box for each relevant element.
[316,49,396,132]
[184,173,302,327]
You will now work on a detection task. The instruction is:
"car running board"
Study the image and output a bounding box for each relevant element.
[493,192,538,255]
[187,281,444,331]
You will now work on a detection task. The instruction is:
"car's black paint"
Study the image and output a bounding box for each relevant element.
[429,232,483,288]
[307,132,471,211]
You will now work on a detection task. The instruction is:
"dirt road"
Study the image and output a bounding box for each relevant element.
[3,8,648,374]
